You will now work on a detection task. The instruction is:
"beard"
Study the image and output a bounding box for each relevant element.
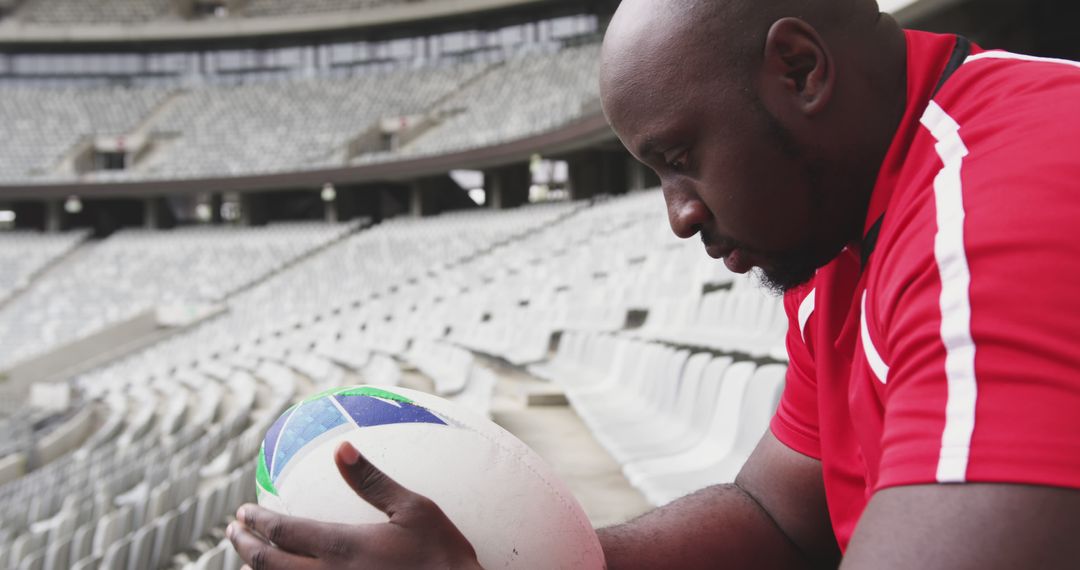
[754,251,822,295]
[748,96,843,295]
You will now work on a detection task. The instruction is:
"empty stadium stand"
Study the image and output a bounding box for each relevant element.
[364,44,600,161]
[0,222,358,372]
[0,189,789,568]
[0,44,601,185]
[0,230,88,306]
[0,87,171,183]
[15,0,176,24]
[140,63,488,179]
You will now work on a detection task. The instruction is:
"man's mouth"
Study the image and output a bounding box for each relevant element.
[704,241,753,273]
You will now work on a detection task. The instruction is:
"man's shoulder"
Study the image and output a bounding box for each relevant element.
[936,50,1080,132]
[923,51,1080,210]
[887,50,1080,233]
[867,50,1080,330]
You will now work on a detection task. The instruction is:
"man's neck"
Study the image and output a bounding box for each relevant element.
[851,15,908,244]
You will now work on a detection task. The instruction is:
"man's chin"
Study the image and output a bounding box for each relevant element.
[754,263,819,296]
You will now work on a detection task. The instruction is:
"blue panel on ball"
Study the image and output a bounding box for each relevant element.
[262,404,294,473]
[271,397,346,481]
[334,394,446,428]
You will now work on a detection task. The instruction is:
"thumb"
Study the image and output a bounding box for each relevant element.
[335,441,415,518]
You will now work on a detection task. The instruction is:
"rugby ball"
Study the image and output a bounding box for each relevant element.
[256,385,604,569]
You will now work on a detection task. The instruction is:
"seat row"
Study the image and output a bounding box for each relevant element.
[532,332,786,506]
[0,344,300,568]
[630,281,788,360]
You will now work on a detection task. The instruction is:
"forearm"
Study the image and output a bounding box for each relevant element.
[598,483,812,570]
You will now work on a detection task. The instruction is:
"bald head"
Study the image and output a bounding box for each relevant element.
[601,0,878,118]
[601,0,751,94]
[599,0,908,292]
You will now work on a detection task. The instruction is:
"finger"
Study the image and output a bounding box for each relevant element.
[227,520,318,570]
[336,441,420,518]
[234,504,331,558]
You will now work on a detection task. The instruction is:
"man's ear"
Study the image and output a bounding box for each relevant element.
[760,17,834,116]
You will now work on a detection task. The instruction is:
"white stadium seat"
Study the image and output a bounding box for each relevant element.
[623,361,758,487]
[636,364,788,506]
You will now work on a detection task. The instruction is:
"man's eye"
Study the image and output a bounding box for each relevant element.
[667,152,689,172]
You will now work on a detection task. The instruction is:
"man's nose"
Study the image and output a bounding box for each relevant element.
[662,185,710,239]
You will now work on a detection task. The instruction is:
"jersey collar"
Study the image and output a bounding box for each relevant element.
[861,31,963,243]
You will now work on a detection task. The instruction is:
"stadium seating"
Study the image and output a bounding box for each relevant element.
[14,0,175,24]
[0,230,88,306]
[0,45,600,184]
[368,45,601,161]
[139,63,487,180]
[0,87,170,184]
[0,222,357,371]
[0,189,792,568]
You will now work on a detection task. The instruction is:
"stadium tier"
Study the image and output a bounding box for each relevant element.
[0,44,600,185]
[0,222,357,372]
[360,44,601,162]
[0,230,88,306]
[12,0,177,25]
[0,190,787,568]
[0,87,172,183]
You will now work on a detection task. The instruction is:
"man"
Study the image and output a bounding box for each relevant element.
[228,0,1080,567]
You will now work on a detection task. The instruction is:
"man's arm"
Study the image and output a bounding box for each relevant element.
[842,484,1080,569]
[599,430,841,569]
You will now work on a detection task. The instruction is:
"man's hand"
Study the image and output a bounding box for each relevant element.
[227,441,481,570]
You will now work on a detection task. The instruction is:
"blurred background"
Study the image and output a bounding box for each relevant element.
[0,0,1075,568]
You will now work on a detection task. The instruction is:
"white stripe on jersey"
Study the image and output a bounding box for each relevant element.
[798,288,816,343]
[920,100,979,484]
[965,51,1080,70]
[860,292,889,384]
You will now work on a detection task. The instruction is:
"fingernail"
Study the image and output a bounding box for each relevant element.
[340,442,360,465]
[236,507,246,522]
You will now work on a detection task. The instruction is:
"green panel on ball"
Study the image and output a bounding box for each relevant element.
[256,443,279,497]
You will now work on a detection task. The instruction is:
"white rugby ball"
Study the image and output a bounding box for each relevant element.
[256,385,604,569]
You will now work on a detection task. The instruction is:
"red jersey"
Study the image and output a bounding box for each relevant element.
[770,30,1080,551]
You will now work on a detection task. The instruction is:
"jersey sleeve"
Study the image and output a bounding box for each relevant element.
[771,284,822,459]
[874,58,1080,490]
